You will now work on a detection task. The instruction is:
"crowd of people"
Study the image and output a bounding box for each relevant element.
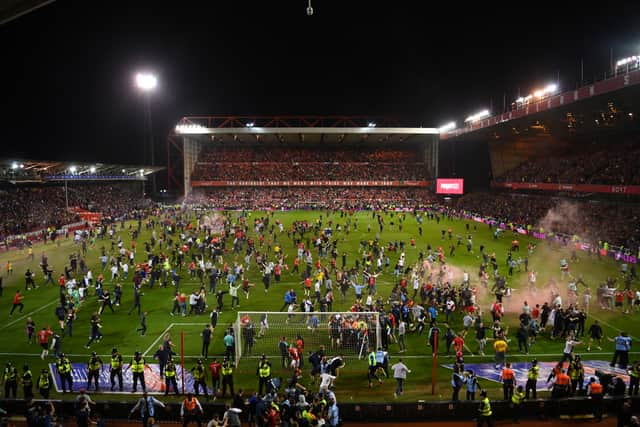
[187,187,435,210]
[496,141,640,185]
[192,162,429,182]
[453,192,640,250]
[191,145,430,182]
[0,183,151,243]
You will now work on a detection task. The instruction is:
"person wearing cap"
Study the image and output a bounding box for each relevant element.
[22,364,33,400]
[130,391,165,427]
[37,368,53,399]
[3,362,18,398]
[164,357,179,396]
[477,390,493,427]
[191,359,209,400]
[221,357,234,397]
[257,354,271,396]
[568,355,584,396]
[181,392,203,427]
[87,351,103,392]
[128,351,147,393]
[110,347,124,391]
[525,359,539,399]
[510,385,525,423]
[56,353,73,393]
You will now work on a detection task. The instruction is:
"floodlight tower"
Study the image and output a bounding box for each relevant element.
[135,72,157,195]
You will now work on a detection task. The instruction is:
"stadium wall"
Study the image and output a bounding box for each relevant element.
[2,396,638,423]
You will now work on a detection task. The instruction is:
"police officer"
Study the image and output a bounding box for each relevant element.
[257,354,271,395]
[56,353,73,393]
[477,390,494,427]
[568,355,584,396]
[164,357,179,396]
[525,359,539,399]
[367,347,382,388]
[191,359,209,400]
[129,351,147,393]
[22,364,33,400]
[110,347,124,391]
[3,362,18,398]
[511,385,525,423]
[37,368,52,399]
[221,357,234,397]
[87,351,103,391]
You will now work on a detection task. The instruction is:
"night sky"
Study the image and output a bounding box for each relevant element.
[1,1,639,165]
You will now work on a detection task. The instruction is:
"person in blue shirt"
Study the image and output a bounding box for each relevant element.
[465,369,482,400]
[129,391,165,427]
[428,305,438,326]
[609,331,632,369]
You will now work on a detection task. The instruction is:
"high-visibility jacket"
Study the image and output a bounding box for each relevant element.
[555,373,570,386]
[38,375,50,389]
[221,363,233,376]
[4,367,17,381]
[528,366,539,380]
[569,363,583,380]
[368,352,377,367]
[23,370,33,387]
[258,362,271,378]
[630,366,640,378]
[165,363,176,378]
[88,357,102,371]
[589,383,603,395]
[512,390,525,404]
[193,366,205,380]
[111,355,123,369]
[501,368,515,381]
[183,398,198,412]
[131,359,145,373]
[479,398,492,416]
[57,359,71,374]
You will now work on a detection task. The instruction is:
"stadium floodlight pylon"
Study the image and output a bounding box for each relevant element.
[234,311,381,366]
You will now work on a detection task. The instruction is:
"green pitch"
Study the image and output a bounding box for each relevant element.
[0,209,633,402]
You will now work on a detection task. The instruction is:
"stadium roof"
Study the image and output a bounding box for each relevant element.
[173,116,438,145]
[0,159,163,183]
[0,0,55,25]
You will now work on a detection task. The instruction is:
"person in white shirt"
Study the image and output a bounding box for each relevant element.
[391,358,411,397]
[319,372,337,393]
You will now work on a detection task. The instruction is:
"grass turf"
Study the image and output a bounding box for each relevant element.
[0,209,635,403]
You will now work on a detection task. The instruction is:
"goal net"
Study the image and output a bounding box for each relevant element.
[234,311,381,366]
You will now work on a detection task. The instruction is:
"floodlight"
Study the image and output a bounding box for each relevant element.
[19,164,24,169]
[368,122,376,127]
[11,162,18,170]
[135,72,157,91]
[90,167,96,173]
[122,169,126,173]
[438,122,456,133]
[246,122,255,128]
[69,166,77,173]
[464,109,490,123]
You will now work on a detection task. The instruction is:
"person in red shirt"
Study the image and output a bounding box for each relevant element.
[296,335,305,369]
[209,357,221,397]
[288,345,300,369]
[38,326,53,359]
[453,335,465,354]
[10,290,24,316]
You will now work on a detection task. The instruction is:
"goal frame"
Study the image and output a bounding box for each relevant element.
[234,311,382,367]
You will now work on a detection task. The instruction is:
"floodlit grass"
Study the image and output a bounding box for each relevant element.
[0,210,633,402]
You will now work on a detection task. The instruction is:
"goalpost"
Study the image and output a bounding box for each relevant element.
[234,311,381,366]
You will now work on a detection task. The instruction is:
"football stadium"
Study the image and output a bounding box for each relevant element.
[1,2,640,427]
